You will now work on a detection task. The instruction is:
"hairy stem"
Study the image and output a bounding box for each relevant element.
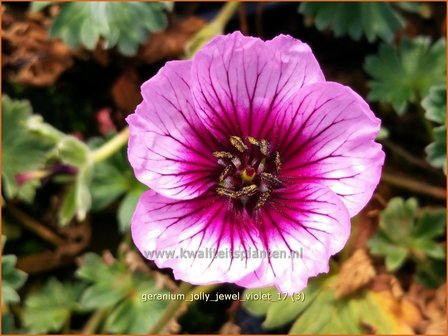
[91,127,130,163]
[381,171,446,200]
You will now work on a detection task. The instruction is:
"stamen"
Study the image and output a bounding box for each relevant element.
[257,158,266,174]
[275,151,282,172]
[213,151,233,159]
[260,139,270,156]
[236,185,258,197]
[216,184,258,199]
[247,136,259,146]
[231,156,242,168]
[230,136,248,152]
[216,187,238,198]
[219,165,232,182]
[256,191,271,209]
[261,172,282,185]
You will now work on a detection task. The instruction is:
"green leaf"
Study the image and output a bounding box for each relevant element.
[379,198,417,240]
[49,2,170,56]
[2,236,27,307]
[90,154,130,209]
[76,253,169,333]
[422,84,446,173]
[23,278,84,333]
[90,139,138,209]
[376,127,389,140]
[2,237,27,305]
[242,287,280,317]
[58,162,93,225]
[367,197,446,285]
[104,278,169,334]
[364,37,446,114]
[298,3,404,43]
[415,258,446,288]
[55,136,93,225]
[413,208,446,239]
[263,280,321,329]
[426,125,446,173]
[118,188,145,232]
[1,96,55,203]
[90,137,146,231]
[57,136,90,167]
[244,276,416,333]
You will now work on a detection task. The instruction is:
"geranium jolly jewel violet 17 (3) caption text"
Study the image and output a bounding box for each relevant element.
[126,31,385,294]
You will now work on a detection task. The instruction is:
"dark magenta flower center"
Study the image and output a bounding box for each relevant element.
[213,136,282,215]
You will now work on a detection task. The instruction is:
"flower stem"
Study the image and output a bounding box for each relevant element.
[91,127,130,163]
[7,205,65,247]
[381,171,446,200]
[380,139,442,175]
[214,2,240,28]
[149,282,193,334]
[184,2,240,58]
[82,308,109,334]
[91,4,240,164]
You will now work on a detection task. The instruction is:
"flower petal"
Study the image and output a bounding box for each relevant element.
[236,183,350,294]
[131,190,263,284]
[126,61,218,200]
[191,32,325,142]
[276,82,385,216]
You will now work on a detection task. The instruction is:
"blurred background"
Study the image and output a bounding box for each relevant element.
[1,1,446,334]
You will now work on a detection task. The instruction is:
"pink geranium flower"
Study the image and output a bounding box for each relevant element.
[126,32,384,293]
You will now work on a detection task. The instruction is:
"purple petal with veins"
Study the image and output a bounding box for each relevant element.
[126,32,384,293]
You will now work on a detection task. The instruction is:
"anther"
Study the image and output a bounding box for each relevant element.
[230,136,248,152]
[260,172,282,185]
[260,139,270,156]
[256,191,271,209]
[213,151,233,159]
[216,187,238,198]
[236,185,258,197]
[246,136,260,146]
[219,165,232,182]
[274,151,281,172]
[216,184,258,199]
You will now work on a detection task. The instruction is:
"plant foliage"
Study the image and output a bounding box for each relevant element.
[368,198,446,287]
[422,84,447,173]
[23,278,84,333]
[1,96,54,202]
[90,139,146,232]
[76,253,169,333]
[364,37,446,114]
[298,3,408,43]
[45,2,172,56]
[2,236,27,306]
[243,275,418,333]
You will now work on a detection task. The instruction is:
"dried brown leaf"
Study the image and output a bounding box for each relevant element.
[219,321,241,334]
[2,10,73,86]
[111,68,142,114]
[335,249,376,298]
[405,282,446,334]
[138,16,206,63]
